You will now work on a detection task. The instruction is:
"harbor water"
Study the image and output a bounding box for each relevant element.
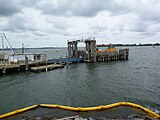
[0,46,160,118]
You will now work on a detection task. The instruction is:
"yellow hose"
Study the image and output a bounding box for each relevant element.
[0,102,159,119]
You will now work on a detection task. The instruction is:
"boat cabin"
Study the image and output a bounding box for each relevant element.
[8,53,46,64]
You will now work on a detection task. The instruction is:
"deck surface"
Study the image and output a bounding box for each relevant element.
[30,64,64,72]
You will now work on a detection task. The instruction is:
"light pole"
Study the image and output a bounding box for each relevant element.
[22,43,28,54]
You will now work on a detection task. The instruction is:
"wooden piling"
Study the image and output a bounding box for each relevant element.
[25,55,29,71]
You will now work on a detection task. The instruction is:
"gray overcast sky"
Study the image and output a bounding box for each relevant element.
[0,0,160,47]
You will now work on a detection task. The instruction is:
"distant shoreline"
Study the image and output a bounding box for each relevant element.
[0,47,67,50]
[0,43,160,50]
[97,43,160,47]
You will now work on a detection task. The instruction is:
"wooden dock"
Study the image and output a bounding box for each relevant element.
[0,62,64,74]
[30,64,64,72]
[0,64,21,74]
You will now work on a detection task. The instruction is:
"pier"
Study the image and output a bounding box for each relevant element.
[67,38,129,62]
[0,38,129,74]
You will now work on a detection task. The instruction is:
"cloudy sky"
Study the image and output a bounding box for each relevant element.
[0,0,160,47]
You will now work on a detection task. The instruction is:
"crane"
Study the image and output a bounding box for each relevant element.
[2,33,15,55]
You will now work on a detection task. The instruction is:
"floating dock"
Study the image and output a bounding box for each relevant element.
[30,64,64,72]
[0,58,76,74]
[0,59,65,74]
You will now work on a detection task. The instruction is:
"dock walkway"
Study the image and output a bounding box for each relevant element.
[30,64,64,72]
[0,60,65,74]
[0,57,81,74]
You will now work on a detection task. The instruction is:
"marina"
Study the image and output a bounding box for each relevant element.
[0,38,129,74]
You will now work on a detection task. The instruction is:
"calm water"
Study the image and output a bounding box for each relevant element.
[0,46,160,118]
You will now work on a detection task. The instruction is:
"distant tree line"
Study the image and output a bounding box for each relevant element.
[96,43,160,47]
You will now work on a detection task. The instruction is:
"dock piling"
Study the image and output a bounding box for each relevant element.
[25,55,29,71]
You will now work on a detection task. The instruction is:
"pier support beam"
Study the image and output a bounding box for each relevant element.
[85,39,96,62]
[68,41,78,58]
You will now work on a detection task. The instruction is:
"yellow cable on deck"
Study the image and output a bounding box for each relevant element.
[0,102,159,119]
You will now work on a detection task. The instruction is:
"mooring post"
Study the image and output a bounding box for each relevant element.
[66,53,69,67]
[25,55,29,71]
[45,54,47,65]
[36,54,38,66]
[124,50,126,60]
[53,57,56,64]
[60,56,62,66]
[67,57,69,67]
[126,49,129,60]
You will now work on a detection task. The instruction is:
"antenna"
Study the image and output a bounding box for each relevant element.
[3,33,15,55]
